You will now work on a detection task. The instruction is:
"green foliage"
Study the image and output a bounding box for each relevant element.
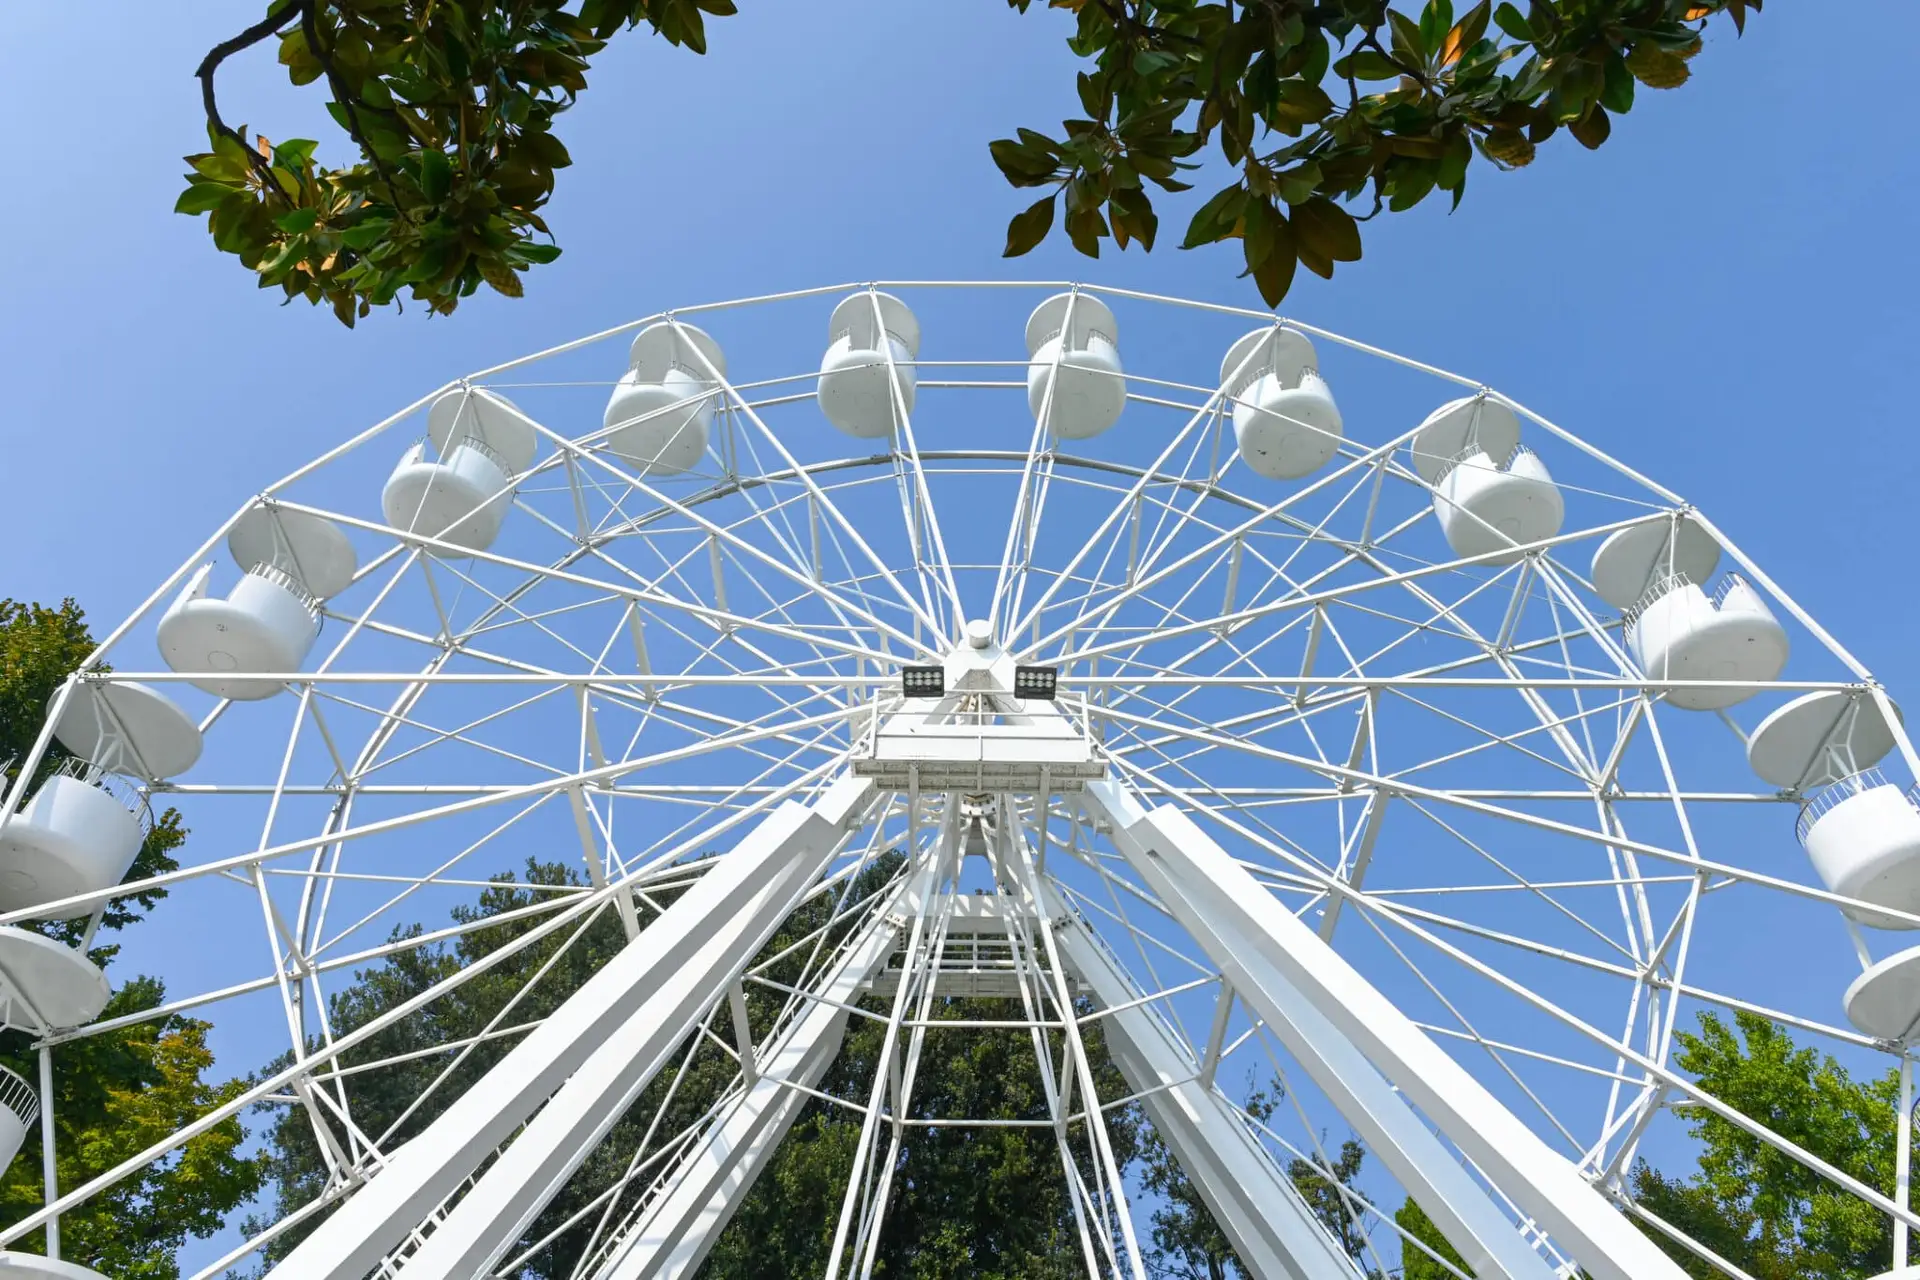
[1396,1195,1474,1279]
[182,0,1760,323]
[1630,1009,1905,1279]
[0,599,184,941]
[178,1,734,327]
[1139,1082,1379,1279]
[245,857,645,1273]
[991,0,1762,304]
[0,981,264,1278]
[0,599,264,1276]
[248,853,1142,1276]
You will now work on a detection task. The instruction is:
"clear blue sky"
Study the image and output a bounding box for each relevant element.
[4,4,1914,674]
[3,2,1918,1269]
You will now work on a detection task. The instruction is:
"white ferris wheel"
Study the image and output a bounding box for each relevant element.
[1,280,1918,1280]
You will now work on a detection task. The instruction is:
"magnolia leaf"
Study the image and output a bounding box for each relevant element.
[175,182,237,215]
[1251,234,1298,306]
[1388,10,1428,66]
[1181,183,1248,249]
[1492,2,1532,40]
[1419,0,1454,61]
[479,259,524,297]
[1479,127,1535,167]
[1003,194,1056,257]
[1626,41,1691,89]
[1291,197,1362,263]
[1568,104,1611,149]
[419,148,452,202]
[1600,52,1636,114]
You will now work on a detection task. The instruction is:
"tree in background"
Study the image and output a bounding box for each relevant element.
[176,1,1760,324]
[1395,1196,1474,1279]
[248,852,1143,1278]
[0,599,264,1277]
[1139,1076,1393,1279]
[1631,1009,1905,1280]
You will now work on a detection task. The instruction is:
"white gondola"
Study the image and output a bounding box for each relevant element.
[1026,293,1124,440]
[1409,397,1563,564]
[51,679,202,782]
[1624,573,1788,710]
[0,758,149,919]
[156,507,356,701]
[1798,769,1920,930]
[1748,689,1902,792]
[819,292,920,438]
[0,925,112,1029]
[382,388,537,552]
[0,1254,117,1280]
[1844,944,1920,1040]
[0,1065,38,1175]
[1589,514,1722,611]
[603,322,725,474]
[1220,327,1343,480]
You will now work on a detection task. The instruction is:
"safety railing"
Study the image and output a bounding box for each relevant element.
[0,1063,39,1128]
[829,326,914,352]
[1225,357,1319,399]
[1710,572,1752,609]
[1622,571,1692,641]
[244,561,324,618]
[1427,438,1530,489]
[1031,326,1117,351]
[855,691,1099,759]
[1796,767,1920,844]
[51,755,154,841]
[445,432,517,482]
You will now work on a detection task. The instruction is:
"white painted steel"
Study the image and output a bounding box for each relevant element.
[1048,884,1362,1280]
[268,780,871,1280]
[3,282,1911,1280]
[1081,780,1688,1280]
[593,895,903,1280]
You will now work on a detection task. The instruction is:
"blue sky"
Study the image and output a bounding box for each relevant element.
[5,3,1915,674]
[3,2,1919,1271]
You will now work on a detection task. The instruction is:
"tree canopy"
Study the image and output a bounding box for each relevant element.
[1631,1009,1910,1280]
[0,600,264,1277]
[178,0,1761,326]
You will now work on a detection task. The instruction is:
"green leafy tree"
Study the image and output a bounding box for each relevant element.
[1630,1009,1904,1280]
[1139,1080,1381,1279]
[178,1,1761,325]
[1395,1195,1473,1279]
[0,599,265,1277]
[249,853,1143,1278]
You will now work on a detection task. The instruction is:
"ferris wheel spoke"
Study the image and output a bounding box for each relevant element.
[20,286,1909,1280]
[697,355,950,645]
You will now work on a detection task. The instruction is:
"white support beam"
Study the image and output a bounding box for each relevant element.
[266,777,873,1280]
[596,902,904,1280]
[391,778,874,1280]
[1081,780,1686,1280]
[1046,889,1362,1280]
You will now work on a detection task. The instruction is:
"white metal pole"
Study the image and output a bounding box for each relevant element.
[39,1044,58,1259]
[1900,1054,1913,1270]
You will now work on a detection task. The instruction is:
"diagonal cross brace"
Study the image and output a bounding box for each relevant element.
[1080,779,1685,1280]
[1043,882,1364,1280]
[267,777,873,1280]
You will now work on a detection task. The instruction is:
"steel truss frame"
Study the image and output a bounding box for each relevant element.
[0,281,1911,1280]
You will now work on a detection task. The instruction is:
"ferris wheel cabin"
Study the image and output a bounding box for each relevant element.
[1025,293,1125,440]
[602,321,725,474]
[818,292,921,438]
[156,506,357,701]
[382,387,538,552]
[1410,397,1565,564]
[1220,327,1344,480]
